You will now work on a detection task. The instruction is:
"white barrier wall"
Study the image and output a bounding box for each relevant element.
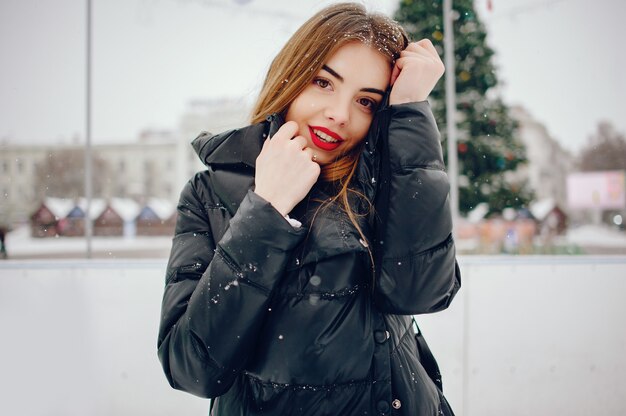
[1,257,625,416]
[420,256,626,416]
[0,260,206,416]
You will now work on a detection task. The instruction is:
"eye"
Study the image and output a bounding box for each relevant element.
[357,97,378,113]
[313,78,331,89]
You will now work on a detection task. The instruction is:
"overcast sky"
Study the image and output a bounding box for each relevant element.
[1,0,624,153]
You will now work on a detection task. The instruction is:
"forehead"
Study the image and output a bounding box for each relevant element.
[324,42,391,90]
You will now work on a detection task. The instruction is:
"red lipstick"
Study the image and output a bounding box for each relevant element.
[308,126,344,151]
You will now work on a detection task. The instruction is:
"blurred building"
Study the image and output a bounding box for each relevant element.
[96,132,180,201]
[509,105,574,209]
[0,97,248,225]
[176,97,250,191]
[1,139,180,223]
[28,197,178,238]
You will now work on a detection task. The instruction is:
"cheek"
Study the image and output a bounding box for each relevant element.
[305,95,321,110]
[286,94,318,122]
[351,114,374,142]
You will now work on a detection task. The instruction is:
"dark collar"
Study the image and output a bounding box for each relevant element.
[191,114,284,168]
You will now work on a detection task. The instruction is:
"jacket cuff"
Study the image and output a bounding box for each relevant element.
[388,100,431,115]
[218,190,306,288]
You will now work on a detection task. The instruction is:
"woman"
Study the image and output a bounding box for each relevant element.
[158,3,461,415]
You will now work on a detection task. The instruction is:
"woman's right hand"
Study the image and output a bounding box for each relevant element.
[254,121,320,216]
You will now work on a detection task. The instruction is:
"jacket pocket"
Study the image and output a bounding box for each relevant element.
[166,262,206,284]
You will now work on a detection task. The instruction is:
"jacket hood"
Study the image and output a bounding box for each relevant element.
[191,114,284,168]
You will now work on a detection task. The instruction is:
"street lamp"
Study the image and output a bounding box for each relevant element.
[444,0,459,228]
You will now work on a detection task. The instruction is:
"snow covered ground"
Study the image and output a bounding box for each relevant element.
[4,224,172,259]
[565,224,626,248]
[3,223,626,259]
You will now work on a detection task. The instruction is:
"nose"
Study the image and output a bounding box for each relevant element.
[324,96,350,126]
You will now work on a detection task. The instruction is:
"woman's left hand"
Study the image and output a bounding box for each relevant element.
[389,39,445,105]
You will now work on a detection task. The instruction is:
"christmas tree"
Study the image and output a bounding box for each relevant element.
[394,0,533,214]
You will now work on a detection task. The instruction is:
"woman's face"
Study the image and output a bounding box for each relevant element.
[285,42,391,166]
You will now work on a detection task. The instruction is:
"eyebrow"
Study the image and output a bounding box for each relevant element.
[321,64,386,97]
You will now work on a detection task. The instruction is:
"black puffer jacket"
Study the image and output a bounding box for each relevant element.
[157,101,461,415]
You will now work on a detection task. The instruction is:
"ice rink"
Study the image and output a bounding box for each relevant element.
[1,256,625,415]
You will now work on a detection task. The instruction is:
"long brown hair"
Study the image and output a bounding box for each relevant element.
[251,3,408,256]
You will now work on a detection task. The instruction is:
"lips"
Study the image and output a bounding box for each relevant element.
[308,126,344,151]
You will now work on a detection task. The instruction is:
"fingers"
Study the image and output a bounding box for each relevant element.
[398,38,444,72]
[254,123,320,215]
[259,121,309,162]
[414,39,438,56]
[392,39,436,85]
[395,49,441,76]
[270,120,299,142]
[390,63,401,86]
[417,38,439,58]
[389,38,445,105]
[395,54,442,72]
[302,147,318,163]
[402,39,441,61]
[290,135,308,150]
[267,121,308,150]
[262,135,271,151]
[410,39,436,51]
